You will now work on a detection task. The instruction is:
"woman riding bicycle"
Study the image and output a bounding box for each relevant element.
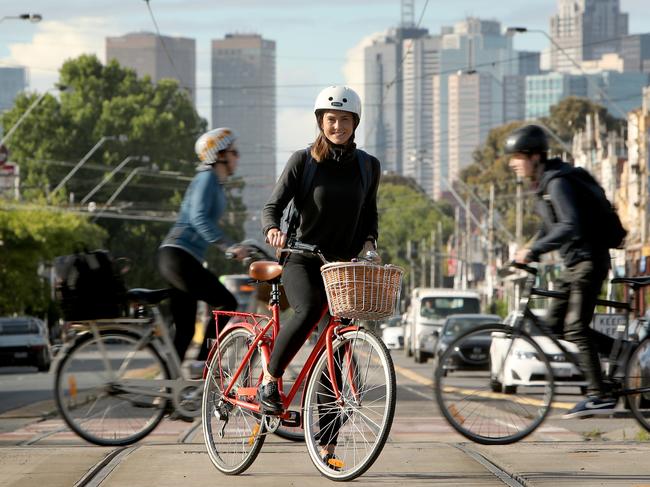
[158,128,249,374]
[260,85,381,464]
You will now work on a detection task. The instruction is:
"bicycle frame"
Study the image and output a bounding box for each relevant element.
[508,265,647,395]
[208,299,360,423]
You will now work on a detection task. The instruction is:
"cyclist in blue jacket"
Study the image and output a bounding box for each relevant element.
[158,128,248,371]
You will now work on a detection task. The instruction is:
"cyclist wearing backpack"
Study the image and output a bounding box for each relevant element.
[506,124,622,418]
[261,86,381,464]
[158,127,249,374]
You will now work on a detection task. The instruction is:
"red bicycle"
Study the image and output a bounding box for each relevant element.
[200,241,402,481]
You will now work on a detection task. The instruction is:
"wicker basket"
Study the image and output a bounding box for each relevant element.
[320,262,404,321]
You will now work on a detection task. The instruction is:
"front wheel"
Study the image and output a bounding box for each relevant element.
[625,337,650,431]
[303,328,396,481]
[54,330,170,445]
[434,324,554,445]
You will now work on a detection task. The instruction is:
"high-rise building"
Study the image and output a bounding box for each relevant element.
[0,66,27,112]
[621,33,650,74]
[211,34,276,239]
[364,26,429,175]
[504,51,542,123]
[106,32,196,103]
[432,18,515,199]
[550,0,628,73]
[402,35,440,197]
[445,72,502,194]
[525,70,649,119]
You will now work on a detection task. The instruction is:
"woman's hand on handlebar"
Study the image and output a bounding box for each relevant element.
[225,245,250,261]
[266,228,287,250]
[361,240,382,263]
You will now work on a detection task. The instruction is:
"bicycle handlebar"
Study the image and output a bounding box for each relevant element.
[509,261,538,275]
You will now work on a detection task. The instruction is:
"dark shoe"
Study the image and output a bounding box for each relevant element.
[321,452,343,471]
[562,396,617,419]
[257,381,283,415]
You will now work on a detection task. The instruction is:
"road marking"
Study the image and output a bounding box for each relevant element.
[393,361,575,410]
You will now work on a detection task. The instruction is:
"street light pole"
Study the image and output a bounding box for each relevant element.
[80,155,149,205]
[49,134,128,202]
[0,85,67,147]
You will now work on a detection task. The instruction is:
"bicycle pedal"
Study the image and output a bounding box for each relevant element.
[280,410,301,428]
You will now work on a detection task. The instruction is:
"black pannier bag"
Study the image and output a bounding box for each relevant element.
[54,249,127,321]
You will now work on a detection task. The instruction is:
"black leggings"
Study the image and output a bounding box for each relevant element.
[267,253,327,377]
[157,246,237,362]
[267,253,342,446]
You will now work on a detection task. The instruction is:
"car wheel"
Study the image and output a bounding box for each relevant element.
[36,350,51,372]
[490,379,502,393]
[503,385,517,394]
[414,350,427,364]
[580,386,588,396]
[406,339,413,357]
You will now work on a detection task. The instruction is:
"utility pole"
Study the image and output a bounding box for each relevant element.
[430,229,436,288]
[420,238,427,288]
[488,184,495,306]
[464,196,471,290]
[454,206,460,290]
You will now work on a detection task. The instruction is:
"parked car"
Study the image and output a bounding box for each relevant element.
[404,288,481,364]
[490,309,587,394]
[0,316,52,371]
[432,313,501,377]
[380,316,404,350]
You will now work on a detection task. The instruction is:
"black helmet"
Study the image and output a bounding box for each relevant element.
[504,125,549,155]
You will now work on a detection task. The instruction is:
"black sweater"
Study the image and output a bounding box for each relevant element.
[261,146,381,260]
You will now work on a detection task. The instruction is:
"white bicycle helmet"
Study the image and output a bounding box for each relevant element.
[314,85,362,119]
[195,127,237,164]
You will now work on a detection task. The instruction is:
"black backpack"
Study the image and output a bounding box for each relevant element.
[281,147,372,241]
[545,166,627,249]
[54,249,128,321]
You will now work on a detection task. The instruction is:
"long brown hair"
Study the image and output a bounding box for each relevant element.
[310,111,360,162]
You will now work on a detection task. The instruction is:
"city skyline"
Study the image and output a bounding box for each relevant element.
[1,0,650,171]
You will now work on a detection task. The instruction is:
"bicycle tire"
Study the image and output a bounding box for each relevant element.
[54,329,170,446]
[625,336,650,431]
[202,327,266,475]
[434,323,554,445]
[303,328,396,481]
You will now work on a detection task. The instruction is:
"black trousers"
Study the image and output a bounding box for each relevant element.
[546,259,610,396]
[157,246,237,362]
[267,253,327,377]
[267,253,342,445]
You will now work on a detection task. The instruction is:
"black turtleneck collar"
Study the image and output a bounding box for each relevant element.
[328,142,357,163]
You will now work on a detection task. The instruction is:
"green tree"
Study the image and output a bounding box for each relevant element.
[377,175,454,284]
[0,206,106,316]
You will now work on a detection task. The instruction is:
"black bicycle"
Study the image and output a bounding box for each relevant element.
[434,262,650,445]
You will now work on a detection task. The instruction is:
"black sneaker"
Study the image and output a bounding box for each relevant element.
[257,381,283,415]
[562,396,617,419]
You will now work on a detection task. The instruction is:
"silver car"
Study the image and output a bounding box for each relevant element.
[0,316,52,371]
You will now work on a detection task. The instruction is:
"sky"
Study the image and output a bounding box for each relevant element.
[2,0,650,168]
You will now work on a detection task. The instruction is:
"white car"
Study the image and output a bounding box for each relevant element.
[380,316,404,350]
[490,310,587,394]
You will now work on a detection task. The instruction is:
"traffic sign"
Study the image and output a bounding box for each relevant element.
[0,144,8,166]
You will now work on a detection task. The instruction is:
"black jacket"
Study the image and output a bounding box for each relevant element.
[529,158,610,267]
[261,146,380,260]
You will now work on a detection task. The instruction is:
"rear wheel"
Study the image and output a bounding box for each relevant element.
[625,337,650,431]
[54,330,169,445]
[202,327,266,474]
[434,324,554,445]
[303,328,396,481]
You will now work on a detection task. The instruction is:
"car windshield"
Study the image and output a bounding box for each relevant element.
[0,320,39,335]
[420,297,480,319]
[443,318,493,337]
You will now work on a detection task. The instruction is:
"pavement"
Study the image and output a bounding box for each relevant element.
[2,343,650,486]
